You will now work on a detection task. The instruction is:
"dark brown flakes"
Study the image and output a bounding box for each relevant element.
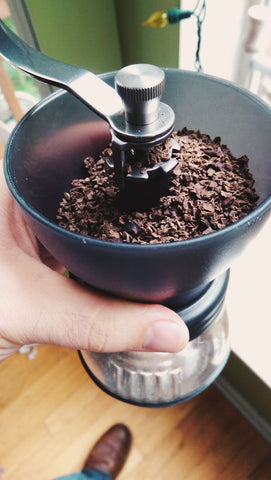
[57,128,259,244]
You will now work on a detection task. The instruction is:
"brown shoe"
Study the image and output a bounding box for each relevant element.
[83,424,132,479]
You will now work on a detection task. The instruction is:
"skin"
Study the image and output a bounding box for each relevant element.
[0,164,189,362]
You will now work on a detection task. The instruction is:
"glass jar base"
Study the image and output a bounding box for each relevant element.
[79,308,231,407]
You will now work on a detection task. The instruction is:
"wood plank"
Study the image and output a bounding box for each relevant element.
[0,345,270,480]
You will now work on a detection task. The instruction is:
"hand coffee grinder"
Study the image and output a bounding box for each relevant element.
[1,21,270,406]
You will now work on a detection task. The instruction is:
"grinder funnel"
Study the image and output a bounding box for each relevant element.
[4,69,271,405]
[4,70,271,302]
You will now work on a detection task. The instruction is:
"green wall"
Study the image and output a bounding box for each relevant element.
[26,0,122,72]
[26,0,179,73]
[114,0,180,67]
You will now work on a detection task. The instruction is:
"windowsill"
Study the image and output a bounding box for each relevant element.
[226,215,271,388]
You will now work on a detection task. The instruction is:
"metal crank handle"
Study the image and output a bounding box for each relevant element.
[0,20,123,125]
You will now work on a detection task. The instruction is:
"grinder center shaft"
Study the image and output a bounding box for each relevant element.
[108,64,179,202]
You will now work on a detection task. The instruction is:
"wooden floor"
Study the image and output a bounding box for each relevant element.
[0,346,270,480]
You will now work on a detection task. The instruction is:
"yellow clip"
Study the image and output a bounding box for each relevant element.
[142,10,168,28]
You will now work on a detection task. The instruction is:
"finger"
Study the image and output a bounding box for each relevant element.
[3,254,189,354]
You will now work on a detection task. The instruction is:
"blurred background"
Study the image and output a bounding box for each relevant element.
[1,0,271,105]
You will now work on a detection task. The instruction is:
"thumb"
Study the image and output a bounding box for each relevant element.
[3,255,189,355]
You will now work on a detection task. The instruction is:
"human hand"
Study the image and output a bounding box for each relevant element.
[0,164,189,362]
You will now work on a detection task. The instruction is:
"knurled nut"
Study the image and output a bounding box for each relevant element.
[116,81,165,103]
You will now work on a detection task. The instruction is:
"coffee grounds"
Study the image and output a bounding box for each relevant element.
[57,128,259,244]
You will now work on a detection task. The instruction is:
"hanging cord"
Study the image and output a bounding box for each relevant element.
[143,1,207,72]
[193,0,207,72]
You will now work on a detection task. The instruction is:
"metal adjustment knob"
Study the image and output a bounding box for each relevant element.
[108,63,178,199]
[115,63,165,125]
